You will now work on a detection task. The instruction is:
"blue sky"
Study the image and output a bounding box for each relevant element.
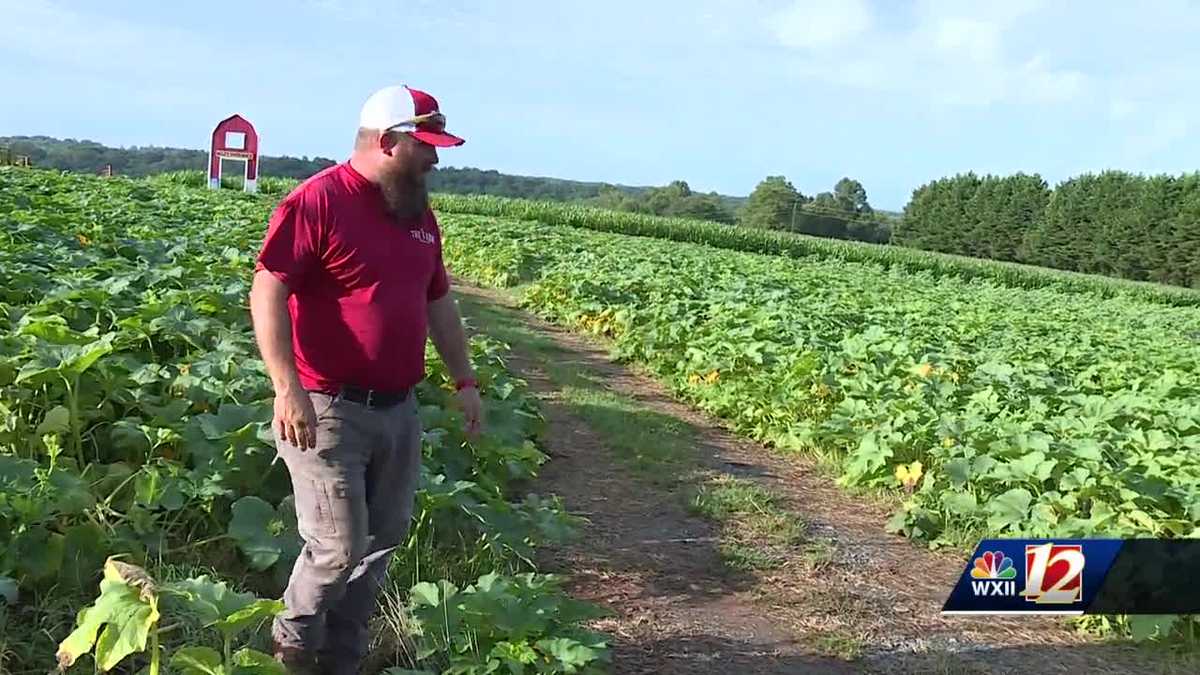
[2,0,1198,209]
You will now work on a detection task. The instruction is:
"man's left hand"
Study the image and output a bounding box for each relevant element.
[456,386,484,440]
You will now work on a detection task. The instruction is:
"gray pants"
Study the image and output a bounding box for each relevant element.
[272,390,423,673]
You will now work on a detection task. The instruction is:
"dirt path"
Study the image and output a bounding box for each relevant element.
[454,283,1186,675]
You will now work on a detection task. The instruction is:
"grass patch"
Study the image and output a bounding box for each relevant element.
[458,293,564,360]
[718,542,779,571]
[457,292,604,390]
[0,590,83,673]
[559,386,695,481]
[809,628,866,660]
[690,475,777,520]
[366,578,427,674]
[802,538,837,571]
[689,475,806,571]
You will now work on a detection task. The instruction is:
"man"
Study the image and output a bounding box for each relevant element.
[249,83,483,674]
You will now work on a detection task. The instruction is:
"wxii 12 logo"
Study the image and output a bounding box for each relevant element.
[968,543,1085,604]
[1022,543,1084,604]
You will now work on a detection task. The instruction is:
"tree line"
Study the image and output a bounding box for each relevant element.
[0,136,722,208]
[586,180,741,223]
[896,171,1200,288]
[0,136,339,179]
[738,175,897,244]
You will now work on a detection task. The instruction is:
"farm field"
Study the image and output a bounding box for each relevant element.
[439,213,1200,543]
[0,168,608,674]
[435,211,1200,642]
[3,166,1200,673]
[446,284,1199,673]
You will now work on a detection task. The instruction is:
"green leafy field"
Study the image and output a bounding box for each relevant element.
[0,168,609,674]
[438,211,1200,641]
[439,214,1200,538]
[9,165,1200,660]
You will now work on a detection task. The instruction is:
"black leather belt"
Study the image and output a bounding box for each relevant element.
[322,385,411,408]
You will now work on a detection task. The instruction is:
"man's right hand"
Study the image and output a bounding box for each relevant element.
[275,388,318,449]
[251,270,316,449]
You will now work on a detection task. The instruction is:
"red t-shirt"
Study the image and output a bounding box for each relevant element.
[255,161,450,392]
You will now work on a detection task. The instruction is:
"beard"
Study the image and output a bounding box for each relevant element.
[379,169,429,221]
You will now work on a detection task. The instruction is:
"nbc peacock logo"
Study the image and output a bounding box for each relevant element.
[970,550,1018,597]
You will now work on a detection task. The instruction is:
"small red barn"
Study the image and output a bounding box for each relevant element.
[208,114,259,192]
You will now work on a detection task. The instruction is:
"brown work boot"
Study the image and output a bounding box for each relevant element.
[273,640,322,675]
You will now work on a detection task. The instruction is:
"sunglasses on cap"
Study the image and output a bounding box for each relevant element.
[387,111,446,134]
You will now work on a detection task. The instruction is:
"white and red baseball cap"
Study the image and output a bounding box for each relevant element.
[359,84,465,147]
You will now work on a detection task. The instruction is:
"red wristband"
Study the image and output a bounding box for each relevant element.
[455,377,477,391]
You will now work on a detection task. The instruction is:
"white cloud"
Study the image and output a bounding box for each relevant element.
[1,0,327,79]
[0,0,200,74]
[1017,56,1085,105]
[931,17,1002,63]
[771,0,1086,107]
[771,0,873,50]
